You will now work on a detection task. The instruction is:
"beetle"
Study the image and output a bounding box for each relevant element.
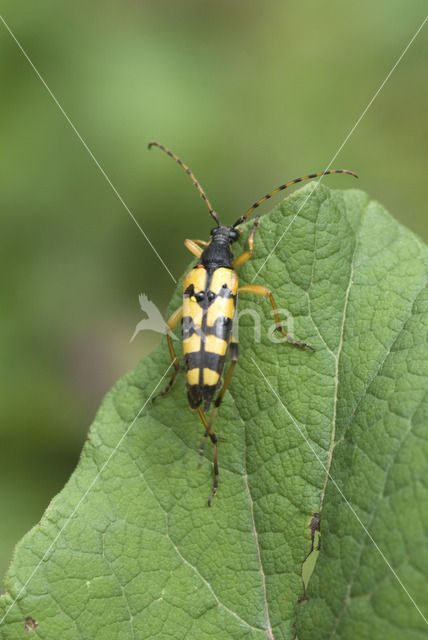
[149,141,358,504]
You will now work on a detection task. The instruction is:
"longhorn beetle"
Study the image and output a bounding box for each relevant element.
[149,142,358,505]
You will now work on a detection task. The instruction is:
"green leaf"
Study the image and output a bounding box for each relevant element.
[1,184,428,639]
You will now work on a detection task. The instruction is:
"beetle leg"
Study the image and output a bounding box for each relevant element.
[198,336,239,462]
[238,284,315,351]
[184,239,203,258]
[190,238,210,246]
[197,407,219,506]
[152,305,184,401]
[232,217,259,269]
[214,335,239,408]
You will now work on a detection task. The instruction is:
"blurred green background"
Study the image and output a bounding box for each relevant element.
[0,1,427,586]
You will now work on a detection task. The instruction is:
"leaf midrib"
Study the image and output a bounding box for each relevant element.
[133,434,268,636]
[228,391,274,640]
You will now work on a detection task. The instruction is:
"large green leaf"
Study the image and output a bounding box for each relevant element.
[1,184,427,639]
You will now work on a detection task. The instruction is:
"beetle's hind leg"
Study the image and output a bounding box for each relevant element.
[197,407,219,506]
[198,336,239,462]
[197,337,239,505]
[152,305,183,401]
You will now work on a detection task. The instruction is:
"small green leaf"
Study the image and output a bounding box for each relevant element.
[1,184,427,639]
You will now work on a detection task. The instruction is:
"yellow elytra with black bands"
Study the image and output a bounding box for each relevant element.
[182,266,238,409]
[149,141,358,505]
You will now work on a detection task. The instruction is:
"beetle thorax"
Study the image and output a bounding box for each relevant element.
[200,226,237,272]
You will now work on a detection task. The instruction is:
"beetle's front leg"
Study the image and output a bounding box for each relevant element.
[184,238,210,258]
[232,217,259,269]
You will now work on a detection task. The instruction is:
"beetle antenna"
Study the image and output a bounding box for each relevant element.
[232,169,359,227]
[148,142,221,226]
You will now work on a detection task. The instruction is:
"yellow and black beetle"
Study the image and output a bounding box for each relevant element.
[149,141,358,505]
